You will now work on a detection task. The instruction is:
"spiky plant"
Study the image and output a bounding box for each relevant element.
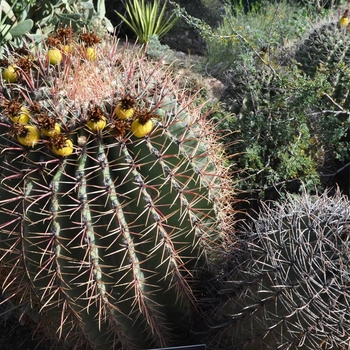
[205,189,350,350]
[217,55,320,199]
[293,18,350,172]
[0,28,233,350]
[295,20,350,77]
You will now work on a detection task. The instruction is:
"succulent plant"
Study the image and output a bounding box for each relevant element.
[116,0,178,44]
[218,56,320,198]
[0,0,34,48]
[0,29,233,349]
[206,189,350,350]
[0,0,112,56]
[295,21,350,77]
[293,19,350,171]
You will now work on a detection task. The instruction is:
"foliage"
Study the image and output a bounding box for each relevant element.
[170,0,214,41]
[0,0,113,55]
[146,33,176,62]
[173,0,350,198]
[116,0,178,43]
[291,62,350,163]
[0,0,33,47]
[224,0,346,12]
[0,28,233,350]
[222,61,321,197]
[205,0,313,75]
[206,189,350,349]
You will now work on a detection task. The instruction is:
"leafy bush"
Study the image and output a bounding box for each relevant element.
[175,0,350,199]
[205,0,313,75]
[220,61,321,197]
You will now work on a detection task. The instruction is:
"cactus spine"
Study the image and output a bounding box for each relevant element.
[207,190,350,350]
[0,30,232,349]
[295,22,350,77]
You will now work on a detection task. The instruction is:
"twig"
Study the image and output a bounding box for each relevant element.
[322,92,345,110]
[320,161,350,177]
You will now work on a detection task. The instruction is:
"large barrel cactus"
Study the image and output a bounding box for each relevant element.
[206,189,350,349]
[0,29,233,349]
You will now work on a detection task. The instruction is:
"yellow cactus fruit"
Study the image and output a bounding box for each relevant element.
[17,125,40,147]
[115,103,134,120]
[41,123,61,138]
[87,116,106,132]
[338,9,349,29]
[86,104,107,132]
[10,107,30,124]
[2,65,18,83]
[86,47,97,61]
[48,49,62,65]
[62,44,74,55]
[52,138,74,157]
[131,118,153,138]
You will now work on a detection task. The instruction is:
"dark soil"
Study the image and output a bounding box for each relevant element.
[0,318,42,350]
[0,297,46,350]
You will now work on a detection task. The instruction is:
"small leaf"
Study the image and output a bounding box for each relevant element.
[56,13,81,21]
[80,2,94,9]
[0,24,13,40]
[9,19,34,36]
[96,0,106,18]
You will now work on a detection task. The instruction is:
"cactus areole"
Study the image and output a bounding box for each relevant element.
[0,31,232,349]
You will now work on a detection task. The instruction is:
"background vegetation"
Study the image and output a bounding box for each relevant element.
[176,0,350,204]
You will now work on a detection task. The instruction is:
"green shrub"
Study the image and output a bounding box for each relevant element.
[175,1,350,198]
[221,61,321,197]
[205,0,313,75]
[0,0,113,54]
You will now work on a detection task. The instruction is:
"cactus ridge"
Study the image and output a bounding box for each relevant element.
[295,22,350,76]
[207,190,350,350]
[0,33,233,349]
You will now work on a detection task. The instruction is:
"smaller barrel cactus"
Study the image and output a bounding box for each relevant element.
[295,21,350,77]
[293,19,350,170]
[206,189,350,350]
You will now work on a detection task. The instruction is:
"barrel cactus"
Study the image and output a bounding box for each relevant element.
[221,56,320,199]
[294,19,350,113]
[295,20,350,77]
[0,29,233,349]
[294,18,350,178]
[206,189,350,349]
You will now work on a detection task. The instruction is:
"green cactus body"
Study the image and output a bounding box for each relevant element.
[293,20,350,167]
[295,22,350,77]
[208,190,350,350]
[0,34,232,349]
